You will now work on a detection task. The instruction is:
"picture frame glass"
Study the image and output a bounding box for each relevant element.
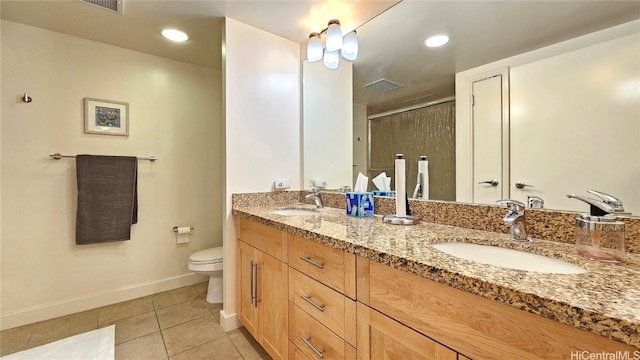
[84,98,129,136]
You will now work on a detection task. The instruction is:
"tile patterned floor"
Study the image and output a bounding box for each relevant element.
[0,282,272,360]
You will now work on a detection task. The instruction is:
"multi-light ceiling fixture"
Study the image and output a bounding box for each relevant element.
[306,19,358,70]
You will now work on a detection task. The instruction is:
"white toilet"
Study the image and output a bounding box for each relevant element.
[188,246,223,304]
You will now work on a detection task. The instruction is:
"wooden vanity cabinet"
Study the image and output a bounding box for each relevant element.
[357,256,638,360]
[237,216,636,360]
[237,218,289,360]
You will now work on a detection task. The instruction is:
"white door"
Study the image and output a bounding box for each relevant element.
[472,74,508,205]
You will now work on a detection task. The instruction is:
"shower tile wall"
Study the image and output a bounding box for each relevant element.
[369,101,456,200]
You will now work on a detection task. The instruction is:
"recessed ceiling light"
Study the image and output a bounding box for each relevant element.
[162,29,189,42]
[425,34,449,48]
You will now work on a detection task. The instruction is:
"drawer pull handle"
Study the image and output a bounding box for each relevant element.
[301,295,325,312]
[300,256,324,269]
[300,336,325,358]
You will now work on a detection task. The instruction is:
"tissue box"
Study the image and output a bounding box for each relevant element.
[372,190,396,197]
[346,192,374,217]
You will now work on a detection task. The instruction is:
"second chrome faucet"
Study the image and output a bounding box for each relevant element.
[497,199,528,241]
[305,187,324,209]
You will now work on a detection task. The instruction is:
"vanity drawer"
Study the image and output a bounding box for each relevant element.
[237,217,287,262]
[289,341,311,360]
[288,268,356,346]
[289,303,356,360]
[288,234,356,298]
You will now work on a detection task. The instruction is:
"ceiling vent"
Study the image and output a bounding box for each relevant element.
[81,0,123,14]
[364,78,403,93]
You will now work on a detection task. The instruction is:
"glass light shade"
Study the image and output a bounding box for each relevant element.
[325,21,343,52]
[307,34,323,62]
[323,50,340,70]
[341,31,358,61]
[161,29,188,42]
[425,34,450,48]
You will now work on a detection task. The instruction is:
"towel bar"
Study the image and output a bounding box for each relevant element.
[49,153,158,162]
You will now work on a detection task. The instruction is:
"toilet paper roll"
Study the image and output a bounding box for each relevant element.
[395,155,406,217]
[418,158,429,200]
[177,226,191,235]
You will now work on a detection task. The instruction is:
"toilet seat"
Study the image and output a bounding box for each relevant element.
[189,247,223,264]
[188,247,223,272]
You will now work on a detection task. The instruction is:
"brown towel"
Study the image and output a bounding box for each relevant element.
[76,155,138,245]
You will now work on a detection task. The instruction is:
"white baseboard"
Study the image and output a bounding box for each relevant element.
[0,273,207,331]
[219,309,241,332]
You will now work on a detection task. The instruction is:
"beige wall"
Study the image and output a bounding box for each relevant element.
[303,60,353,190]
[221,18,300,331]
[0,20,223,329]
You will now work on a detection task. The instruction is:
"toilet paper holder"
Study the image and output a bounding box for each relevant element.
[172,226,194,233]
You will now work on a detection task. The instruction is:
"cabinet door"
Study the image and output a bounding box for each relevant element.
[237,240,259,339]
[258,251,289,360]
[357,302,456,360]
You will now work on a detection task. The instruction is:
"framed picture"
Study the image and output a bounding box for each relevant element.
[84,98,129,136]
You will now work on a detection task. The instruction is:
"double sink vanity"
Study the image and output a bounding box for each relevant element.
[232,191,640,360]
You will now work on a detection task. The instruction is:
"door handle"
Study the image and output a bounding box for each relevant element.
[250,261,255,305]
[515,181,534,189]
[253,263,260,307]
[478,179,499,186]
[254,263,260,307]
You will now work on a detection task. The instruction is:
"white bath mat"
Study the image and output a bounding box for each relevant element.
[1,325,115,360]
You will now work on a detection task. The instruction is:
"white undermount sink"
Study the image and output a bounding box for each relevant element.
[431,242,587,274]
[271,208,318,216]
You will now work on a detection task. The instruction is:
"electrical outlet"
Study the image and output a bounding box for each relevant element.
[311,178,328,188]
[273,179,290,189]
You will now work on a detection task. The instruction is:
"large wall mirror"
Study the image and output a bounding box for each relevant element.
[303,1,640,215]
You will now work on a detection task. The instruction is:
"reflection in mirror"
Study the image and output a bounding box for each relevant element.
[303,61,353,190]
[368,99,455,201]
[455,23,640,214]
[304,1,640,214]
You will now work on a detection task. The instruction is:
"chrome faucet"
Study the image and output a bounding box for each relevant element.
[305,187,324,209]
[496,199,528,241]
[567,190,630,216]
[527,196,544,209]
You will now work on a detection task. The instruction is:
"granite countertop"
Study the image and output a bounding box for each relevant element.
[232,202,640,348]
